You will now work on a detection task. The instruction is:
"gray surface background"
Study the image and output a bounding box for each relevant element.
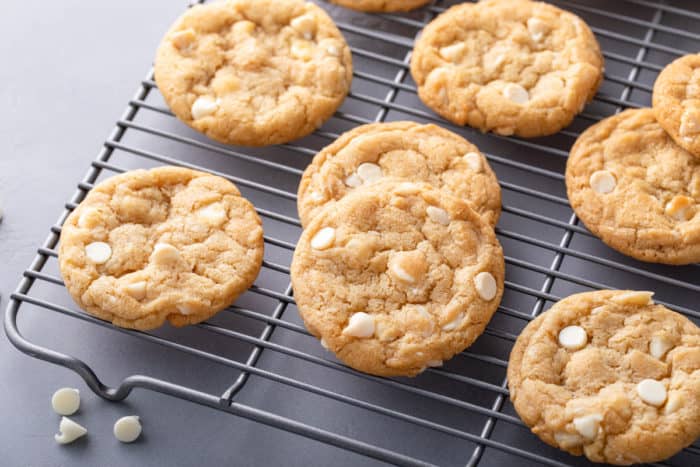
[0,2,328,466]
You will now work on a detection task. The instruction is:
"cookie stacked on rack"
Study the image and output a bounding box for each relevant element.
[565,53,700,265]
[290,122,505,376]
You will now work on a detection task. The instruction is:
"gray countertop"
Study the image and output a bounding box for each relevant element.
[0,2,336,465]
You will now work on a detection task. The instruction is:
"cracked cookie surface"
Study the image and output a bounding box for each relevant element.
[508,290,700,465]
[291,180,504,376]
[566,108,700,265]
[154,0,352,146]
[653,53,700,158]
[410,0,603,137]
[297,121,501,228]
[58,166,264,330]
[328,0,431,12]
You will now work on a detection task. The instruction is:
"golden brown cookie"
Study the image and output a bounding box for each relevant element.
[154,0,353,146]
[58,167,264,330]
[653,53,700,158]
[291,180,505,377]
[297,121,501,228]
[566,108,700,265]
[328,0,431,12]
[410,0,603,137]
[508,290,700,465]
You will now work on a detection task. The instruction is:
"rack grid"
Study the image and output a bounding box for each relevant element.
[5,1,700,466]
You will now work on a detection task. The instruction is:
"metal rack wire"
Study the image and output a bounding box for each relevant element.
[4,1,699,466]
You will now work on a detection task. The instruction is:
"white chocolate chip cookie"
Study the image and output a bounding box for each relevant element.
[566,108,700,265]
[59,167,264,330]
[291,180,505,377]
[410,0,603,137]
[297,121,501,228]
[653,53,700,158]
[154,0,352,146]
[508,290,700,465]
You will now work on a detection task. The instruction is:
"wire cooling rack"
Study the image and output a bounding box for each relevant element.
[5,1,700,466]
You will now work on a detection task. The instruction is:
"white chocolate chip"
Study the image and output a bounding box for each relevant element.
[665,195,694,221]
[151,242,180,265]
[649,336,673,359]
[55,417,87,445]
[176,304,194,315]
[342,312,375,338]
[589,170,616,194]
[426,206,450,225]
[311,227,335,250]
[558,325,588,350]
[191,96,219,119]
[114,416,142,443]
[51,388,80,416]
[680,109,700,137]
[463,152,482,172]
[124,281,147,300]
[439,42,466,62]
[171,29,196,50]
[554,432,584,448]
[344,173,364,188]
[527,17,549,41]
[389,260,416,283]
[442,312,464,332]
[664,392,683,414]
[290,14,316,39]
[320,338,330,350]
[636,379,667,406]
[326,45,340,56]
[611,291,654,306]
[197,202,227,226]
[85,242,112,264]
[291,40,313,61]
[573,414,603,440]
[474,272,498,301]
[503,83,529,104]
[356,162,383,184]
[308,191,325,202]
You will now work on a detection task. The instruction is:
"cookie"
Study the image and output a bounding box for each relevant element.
[297,121,501,228]
[154,0,353,147]
[653,53,700,157]
[410,0,603,137]
[508,290,700,465]
[58,166,264,330]
[291,180,505,376]
[328,0,431,12]
[566,108,700,265]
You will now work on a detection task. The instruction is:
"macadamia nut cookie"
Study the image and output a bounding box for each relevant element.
[297,121,501,228]
[508,290,700,465]
[566,108,700,265]
[155,0,352,146]
[291,180,505,376]
[328,0,431,13]
[410,0,603,137]
[59,167,264,330]
[653,53,700,158]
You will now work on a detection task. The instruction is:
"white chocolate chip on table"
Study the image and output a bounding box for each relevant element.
[51,388,80,416]
[55,417,87,445]
[114,416,142,443]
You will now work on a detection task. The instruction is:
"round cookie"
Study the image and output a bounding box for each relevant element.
[58,166,264,330]
[566,108,700,265]
[297,121,501,228]
[410,0,603,137]
[154,0,353,147]
[508,290,700,465]
[328,0,431,13]
[291,180,505,377]
[653,53,700,157]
